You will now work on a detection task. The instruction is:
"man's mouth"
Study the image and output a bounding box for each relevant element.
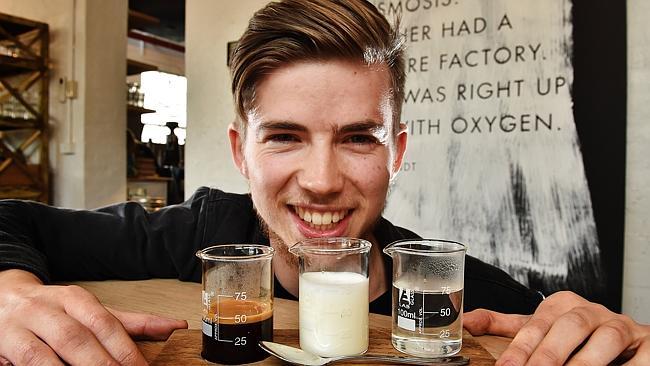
[292,206,349,231]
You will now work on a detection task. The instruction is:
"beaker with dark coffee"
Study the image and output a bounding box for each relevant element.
[196,244,274,365]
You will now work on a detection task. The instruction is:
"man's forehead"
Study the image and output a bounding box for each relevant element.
[245,59,395,135]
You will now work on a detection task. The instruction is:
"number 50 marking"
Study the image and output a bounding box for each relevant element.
[235,314,247,323]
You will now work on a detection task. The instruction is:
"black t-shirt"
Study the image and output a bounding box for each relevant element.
[0,187,543,315]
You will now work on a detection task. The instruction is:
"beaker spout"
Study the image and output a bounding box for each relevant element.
[288,243,303,257]
[382,241,399,257]
[290,237,371,257]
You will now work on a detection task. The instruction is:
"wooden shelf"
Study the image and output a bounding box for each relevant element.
[127,104,156,115]
[127,58,158,76]
[128,29,185,53]
[0,12,49,203]
[0,186,42,200]
[128,176,172,183]
[0,13,47,40]
[0,54,43,76]
[128,9,161,30]
[0,164,45,201]
[0,117,39,130]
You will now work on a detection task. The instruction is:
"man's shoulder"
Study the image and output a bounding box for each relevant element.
[374,217,421,248]
[189,187,253,208]
[184,187,257,230]
[188,187,262,245]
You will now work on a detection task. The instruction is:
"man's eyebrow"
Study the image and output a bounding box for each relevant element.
[256,121,308,135]
[337,121,385,134]
[255,120,385,136]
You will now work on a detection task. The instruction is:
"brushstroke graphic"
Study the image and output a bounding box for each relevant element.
[373,0,604,298]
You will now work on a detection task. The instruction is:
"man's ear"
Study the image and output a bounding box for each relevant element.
[228,123,249,178]
[390,122,408,180]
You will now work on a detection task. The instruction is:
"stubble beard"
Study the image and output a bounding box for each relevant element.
[255,210,300,268]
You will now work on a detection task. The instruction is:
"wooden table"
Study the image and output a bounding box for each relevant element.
[72,279,511,363]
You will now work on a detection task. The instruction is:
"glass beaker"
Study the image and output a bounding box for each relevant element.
[196,244,274,365]
[384,239,466,357]
[289,237,371,357]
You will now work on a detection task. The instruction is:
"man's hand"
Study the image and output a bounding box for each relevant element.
[464,291,650,365]
[0,270,187,366]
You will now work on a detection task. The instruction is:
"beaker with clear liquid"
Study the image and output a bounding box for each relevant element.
[290,237,371,358]
[195,244,274,365]
[383,239,466,357]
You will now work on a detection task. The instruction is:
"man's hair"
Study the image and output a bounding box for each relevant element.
[230,0,405,135]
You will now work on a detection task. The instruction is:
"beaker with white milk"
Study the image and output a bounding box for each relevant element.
[289,237,371,357]
[384,239,466,358]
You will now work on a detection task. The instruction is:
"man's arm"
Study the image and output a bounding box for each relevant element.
[464,291,650,365]
[0,191,209,365]
[0,195,206,282]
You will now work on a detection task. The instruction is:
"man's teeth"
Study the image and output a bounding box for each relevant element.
[294,207,347,227]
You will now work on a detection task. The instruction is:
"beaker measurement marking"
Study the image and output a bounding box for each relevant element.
[234,314,247,323]
[214,294,234,343]
[202,290,214,307]
[425,307,452,316]
[419,328,451,336]
[418,293,452,335]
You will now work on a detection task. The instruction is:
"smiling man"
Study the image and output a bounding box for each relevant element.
[229,58,406,301]
[0,1,648,365]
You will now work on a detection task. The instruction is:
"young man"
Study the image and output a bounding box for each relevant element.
[0,1,648,365]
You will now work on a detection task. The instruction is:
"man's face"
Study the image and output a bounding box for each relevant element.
[230,59,406,249]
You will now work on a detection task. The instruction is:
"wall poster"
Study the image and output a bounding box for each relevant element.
[374,0,626,310]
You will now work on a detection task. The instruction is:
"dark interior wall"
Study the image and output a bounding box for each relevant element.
[571,0,626,312]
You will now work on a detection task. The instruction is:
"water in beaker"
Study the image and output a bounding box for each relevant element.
[384,239,466,357]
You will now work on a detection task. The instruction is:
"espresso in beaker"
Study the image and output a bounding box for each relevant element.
[201,299,273,364]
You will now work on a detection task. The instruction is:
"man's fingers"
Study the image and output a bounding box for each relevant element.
[109,308,188,340]
[566,318,635,366]
[623,336,650,366]
[495,292,639,366]
[0,328,64,366]
[0,276,119,366]
[495,314,556,366]
[527,305,607,365]
[463,309,529,337]
[62,288,148,366]
[494,291,580,365]
[26,307,121,366]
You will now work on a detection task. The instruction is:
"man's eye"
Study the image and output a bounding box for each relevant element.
[266,134,299,143]
[345,135,378,144]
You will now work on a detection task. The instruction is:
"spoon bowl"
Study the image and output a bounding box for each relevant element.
[259,341,469,366]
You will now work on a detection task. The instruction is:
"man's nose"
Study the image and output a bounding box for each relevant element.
[297,145,345,195]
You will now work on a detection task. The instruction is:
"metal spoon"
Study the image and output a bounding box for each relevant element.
[259,341,470,366]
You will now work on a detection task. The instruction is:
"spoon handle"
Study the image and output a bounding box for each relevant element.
[335,354,469,365]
